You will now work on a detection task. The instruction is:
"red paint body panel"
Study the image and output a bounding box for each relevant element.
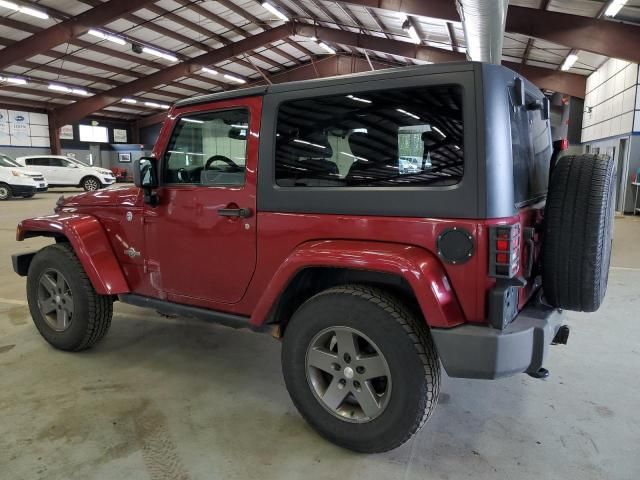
[249,239,465,328]
[17,214,129,295]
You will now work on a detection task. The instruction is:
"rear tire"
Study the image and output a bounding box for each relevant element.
[0,182,12,200]
[26,243,113,351]
[82,176,101,191]
[282,285,440,453]
[542,154,615,312]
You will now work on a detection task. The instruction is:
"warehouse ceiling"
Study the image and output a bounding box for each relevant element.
[0,0,639,124]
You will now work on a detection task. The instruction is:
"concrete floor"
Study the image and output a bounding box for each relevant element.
[1,190,639,480]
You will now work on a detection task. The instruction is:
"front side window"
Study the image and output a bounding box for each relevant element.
[27,157,50,166]
[275,85,464,187]
[164,109,249,186]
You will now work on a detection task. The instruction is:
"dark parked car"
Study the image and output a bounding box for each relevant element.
[12,62,614,452]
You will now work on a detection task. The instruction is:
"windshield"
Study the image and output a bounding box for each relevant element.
[0,154,21,168]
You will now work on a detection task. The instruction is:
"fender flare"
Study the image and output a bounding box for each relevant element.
[17,214,129,295]
[250,240,465,329]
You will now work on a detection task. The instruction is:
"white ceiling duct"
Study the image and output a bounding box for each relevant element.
[456,0,508,64]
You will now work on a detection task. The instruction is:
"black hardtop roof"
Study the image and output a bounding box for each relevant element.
[175,61,496,109]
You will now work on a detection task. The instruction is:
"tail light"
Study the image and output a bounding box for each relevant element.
[489,224,521,278]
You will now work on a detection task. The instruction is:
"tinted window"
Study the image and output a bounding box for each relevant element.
[49,158,67,167]
[26,157,50,166]
[164,109,248,185]
[509,90,552,205]
[275,85,464,187]
[0,155,19,168]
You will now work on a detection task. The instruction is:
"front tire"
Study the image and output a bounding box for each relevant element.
[0,182,12,200]
[282,285,440,453]
[26,243,113,351]
[82,176,101,192]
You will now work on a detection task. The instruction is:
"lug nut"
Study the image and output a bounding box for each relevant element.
[356,366,365,374]
[353,380,361,391]
[343,353,351,364]
[332,363,341,371]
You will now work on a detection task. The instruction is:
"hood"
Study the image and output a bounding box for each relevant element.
[22,169,44,177]
[58,185,141,209]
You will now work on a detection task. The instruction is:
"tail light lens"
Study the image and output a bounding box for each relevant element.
[489,224,521,278]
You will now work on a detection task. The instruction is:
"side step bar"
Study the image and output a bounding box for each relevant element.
[118,294,262,331]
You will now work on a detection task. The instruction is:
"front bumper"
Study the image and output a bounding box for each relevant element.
[431,299,563,379]
[9,184,37,196]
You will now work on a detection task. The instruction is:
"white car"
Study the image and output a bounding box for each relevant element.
[0,153,48,200]
[15,155,116,191]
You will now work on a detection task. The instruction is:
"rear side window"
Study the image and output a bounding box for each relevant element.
[275,85,464,187]
[509,90,552,205]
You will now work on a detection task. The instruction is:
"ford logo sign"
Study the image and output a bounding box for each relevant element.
[15,115,25,121]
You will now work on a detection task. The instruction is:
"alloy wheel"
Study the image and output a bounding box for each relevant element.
[0,186,9,199]
[37,269,74,332]
[84,178,99,191]
[305,326,392,423]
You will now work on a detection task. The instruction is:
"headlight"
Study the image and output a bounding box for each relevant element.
[11,170,27,177]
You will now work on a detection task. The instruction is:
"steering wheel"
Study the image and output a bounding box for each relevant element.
[204,155,241,171]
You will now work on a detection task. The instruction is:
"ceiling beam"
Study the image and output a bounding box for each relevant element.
[51,25,292,127]
[294,23,586,97]
[337,0,640,64]
[0,0,154,71]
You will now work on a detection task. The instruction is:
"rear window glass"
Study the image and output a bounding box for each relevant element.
[275,85,464,187]
[509,90,552,205]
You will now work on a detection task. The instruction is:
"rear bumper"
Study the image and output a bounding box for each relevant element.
[431,299,563,379]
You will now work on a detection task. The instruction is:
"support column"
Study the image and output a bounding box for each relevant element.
[47,111,61,155]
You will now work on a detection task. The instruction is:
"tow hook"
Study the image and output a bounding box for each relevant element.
[552,325,570,345]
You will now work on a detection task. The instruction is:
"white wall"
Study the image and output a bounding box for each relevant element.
[581,58,638,142]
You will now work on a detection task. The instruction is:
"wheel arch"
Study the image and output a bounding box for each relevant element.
[16,214,129,295]
[250,240,466,334]
[79,175,101,188]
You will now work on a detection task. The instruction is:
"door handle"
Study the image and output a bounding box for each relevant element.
[217,207,251,218]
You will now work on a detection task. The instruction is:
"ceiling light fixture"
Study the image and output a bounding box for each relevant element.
[201,67,219,75]
[88,29,126,46]
[223,73,246,84]
[48,84,71,93]
[144,102,170,109]
[142,46,178,63]
[121,98,137,104]
[0,1,49,19]
[604,0,627,17]
[561,53,579,71]
[71,88,90,96]
[402,19,421,44]
[318,42,336,54]
[261,2,288,22]
[0,75,27,85]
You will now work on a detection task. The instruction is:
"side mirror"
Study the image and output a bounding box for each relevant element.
[134,157,158,189]
[514,77,525,107]
[134,157,159,205]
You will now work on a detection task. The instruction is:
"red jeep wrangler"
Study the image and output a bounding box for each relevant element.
[12,62,614,453]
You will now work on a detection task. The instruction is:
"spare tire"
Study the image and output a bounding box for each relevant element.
[542,154,615,312]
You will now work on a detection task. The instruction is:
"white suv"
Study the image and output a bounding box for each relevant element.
[16,155,116,191]
[0,153,48,200]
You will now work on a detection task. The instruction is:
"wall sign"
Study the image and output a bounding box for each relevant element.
[113,128,128,143]
[60,124,74,140]
[0,109,50,147]
[118,152,131,163]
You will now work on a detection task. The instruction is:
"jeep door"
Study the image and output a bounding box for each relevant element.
[142,97,260,305]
